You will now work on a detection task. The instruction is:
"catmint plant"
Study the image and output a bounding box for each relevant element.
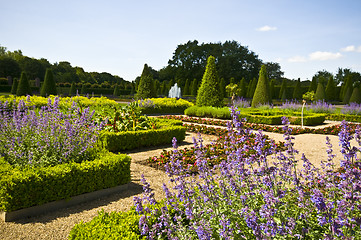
[135,105,361,239]
[0,96,103,168]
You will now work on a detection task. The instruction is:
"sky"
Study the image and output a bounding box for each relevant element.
[1,0,361,82]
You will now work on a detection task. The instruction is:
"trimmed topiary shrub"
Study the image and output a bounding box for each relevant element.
[16,72,32,96]
[308,76,317,92]
[314,83,326,101]
[40,69,57,97]
[10,78,18,95]
[137,64,156,99]
[292,79,302,100]
[69,82,77,96]
[113,85,120,97]
[278,79,287,99]
[343,86,352,104]
[325,76,336,101]
[251,65,270,107]
[349,87,361,104]
[196,56,223,107]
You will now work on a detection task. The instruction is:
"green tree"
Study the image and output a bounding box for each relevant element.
[69,82,77,96]
[219,78,225,99]
[81,84,87,95]
[314,83,326,101]
[183,79,190,95]
[251,65,270,107]
[137,64,156,99]
[340,75,353,101]
[196,56,223,107]
[191,78,198,96]
[239,77,247,98]
[153,79,161,96]
[292,78,302,100]
[11,78,18,95]
[0,56,21,78]
[247,78,257,98]
[325,76,336,101]
[269,79,275,100]
[113,85,120,97]
[343,86,353,104]
[16,72,32,96]
[349,87,361,104]
[308,76,318,92]
[279,79,287,99]
[40,68,57,97]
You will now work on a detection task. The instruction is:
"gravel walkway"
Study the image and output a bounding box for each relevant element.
[0,121,356,240]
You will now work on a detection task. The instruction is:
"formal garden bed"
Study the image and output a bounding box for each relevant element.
[0,96,188,220]
[69,106,361,239]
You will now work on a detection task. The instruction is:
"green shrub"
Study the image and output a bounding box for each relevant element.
[292,79,302,100]
[349,87,361,104]
[69,82,77,96]
[69,208,146,240]
[100,125,186,152]
[0,152,131,212]
[137,64,156,99]
[252,65,270,107]
[196,56,223,107]
[16,72,32,96]
[314,83,326,101]
[185,106,231,119]
[325,76,336,101]
[10,78,18,94]
[137,98,194,114]
[40,69,57,97]
[327,113,361,123]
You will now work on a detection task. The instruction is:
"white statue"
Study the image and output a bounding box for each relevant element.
[168,83,181,98]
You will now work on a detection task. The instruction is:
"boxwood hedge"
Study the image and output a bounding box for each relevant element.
[0,152,131,212]
[184,106,325,126]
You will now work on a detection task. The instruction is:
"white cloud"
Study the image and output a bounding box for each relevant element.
[288,56,307,62]
[256,25,277,32]
[309,51,342,61]
[341,45,361,52]
[341,45,356,52]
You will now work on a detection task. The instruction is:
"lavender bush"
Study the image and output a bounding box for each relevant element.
[0,96,103,168]
[342,103,361,115]
[307,100,336,113]
[234,97,251,108]
[280,100,302,112]
[134,106,361,239]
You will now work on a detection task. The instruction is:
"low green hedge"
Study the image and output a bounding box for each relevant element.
[184,106,231,119]
[137,98,194,115]
[69,208,145,240]
[0,152,131,212]
[327,113,361,123]
[185,106,325,126]
[100,125,186,152]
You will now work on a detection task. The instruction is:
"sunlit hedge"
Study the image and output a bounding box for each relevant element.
[137,97,194,114]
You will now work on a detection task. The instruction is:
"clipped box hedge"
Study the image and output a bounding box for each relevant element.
[100,125,186,152]
[137,98,194,114]
[185,106,325,126]
[184,106,231,119]
[0,152,131,212]
[69,208,145,240]
[327,113,361,123]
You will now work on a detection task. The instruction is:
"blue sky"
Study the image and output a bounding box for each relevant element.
[1,0,360,82]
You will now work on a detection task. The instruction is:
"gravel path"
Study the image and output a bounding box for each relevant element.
[0,121,356,240]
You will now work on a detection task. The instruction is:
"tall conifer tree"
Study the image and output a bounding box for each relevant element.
[40,68,57,97]
[137,64,156,99]
[16,72,32,96]
[196,56,223,107]
[251,65,270,107]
